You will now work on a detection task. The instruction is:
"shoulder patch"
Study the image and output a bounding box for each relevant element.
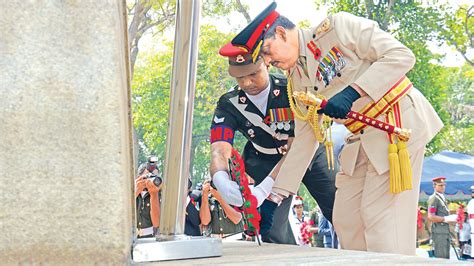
[313,15,334,41]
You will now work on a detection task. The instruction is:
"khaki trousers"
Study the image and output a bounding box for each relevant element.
[332,142,424,256]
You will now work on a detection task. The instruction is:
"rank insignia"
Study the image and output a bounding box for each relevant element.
[239,96,247,103]
[213,116,225,124]
[273,89,280,96]
[316,18,330,35]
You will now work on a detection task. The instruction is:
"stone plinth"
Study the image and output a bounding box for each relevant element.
[0,1,133,264]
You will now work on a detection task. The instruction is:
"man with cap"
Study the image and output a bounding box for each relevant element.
[210,41,336,244]
[427,177,458,258]
[225,2,443,255]
[467,185,474,258]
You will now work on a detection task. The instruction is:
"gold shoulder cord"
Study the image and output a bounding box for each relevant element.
[287,75,334,170]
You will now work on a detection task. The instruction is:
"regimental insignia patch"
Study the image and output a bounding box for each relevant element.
[316,18,331,35]
[317,47,346,86]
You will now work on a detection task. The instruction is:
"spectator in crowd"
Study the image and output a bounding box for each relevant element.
[416,206,431,247]
[309,208,323,247]
[135,156,162,238]
[318,214,338,248]
[289,196,312,247]
[200,180,244,237]
[185,178,201,236]
[455,210,471,259]
[467,185,474,259]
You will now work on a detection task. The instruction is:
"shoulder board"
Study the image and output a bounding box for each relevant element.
[312,15,334,41]
[227,84,239,92]
[218,86,240,101]
[270,73,287,87]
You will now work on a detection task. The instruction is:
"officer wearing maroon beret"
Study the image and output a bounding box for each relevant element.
[427,176,457,259]
[210,39,336,243]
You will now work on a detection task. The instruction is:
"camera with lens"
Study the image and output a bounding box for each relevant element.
[146,173,162,187]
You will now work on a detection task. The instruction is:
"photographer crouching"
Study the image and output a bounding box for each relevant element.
[135,155,162,238]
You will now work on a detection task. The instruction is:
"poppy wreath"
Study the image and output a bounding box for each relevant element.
[228,148,261,236]
[300,220,314,245]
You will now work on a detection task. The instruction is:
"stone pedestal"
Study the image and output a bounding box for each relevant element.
[0,1,133,264]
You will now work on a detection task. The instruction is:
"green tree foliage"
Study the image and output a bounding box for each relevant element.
[132,25,243,182]
[440,5,473,66]
[314,0,473,155]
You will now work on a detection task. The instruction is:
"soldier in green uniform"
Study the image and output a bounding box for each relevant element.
[427,176,458,259]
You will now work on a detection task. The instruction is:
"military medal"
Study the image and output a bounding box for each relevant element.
[277,122,284,130]
[273,89,280,96]
[270,123,276,130]
[284,121,291,131]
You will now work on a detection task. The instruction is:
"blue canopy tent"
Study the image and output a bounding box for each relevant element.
[419,150,474,201]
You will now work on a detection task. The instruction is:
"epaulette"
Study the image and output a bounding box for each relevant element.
[270,73,287,87]
[312,15,334,41]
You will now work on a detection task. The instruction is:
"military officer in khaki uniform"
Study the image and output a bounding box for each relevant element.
[226,3,443,255]
[427,177,458,259]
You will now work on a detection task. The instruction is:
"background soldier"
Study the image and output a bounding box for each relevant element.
[210,43,335,243]
[226,2,443,255]
[427,176,458,259]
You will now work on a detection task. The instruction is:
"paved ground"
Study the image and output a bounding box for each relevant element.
[136,241,470,265]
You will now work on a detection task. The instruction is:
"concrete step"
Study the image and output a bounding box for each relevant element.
[136,241,469,265]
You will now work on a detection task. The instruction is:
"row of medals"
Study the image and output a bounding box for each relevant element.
[270,121,291,131]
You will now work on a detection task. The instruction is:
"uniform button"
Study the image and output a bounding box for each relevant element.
[312,34,316,38]
[219,217,222,221]
[360,130,364,134]
[220,228,223,232]
[314,86,318,91]
[139,222,142,225]
[147,203,150,207]
[337,72,342,77]
[275,79,279,84]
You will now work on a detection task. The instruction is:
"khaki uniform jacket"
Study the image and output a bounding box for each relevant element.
[275,12,443,193]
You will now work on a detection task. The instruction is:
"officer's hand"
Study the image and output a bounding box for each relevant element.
[146,179,162,194]
[202,182,211,196]
[210,187,223,203]
[317,86,361,119]
[135,176,146,194]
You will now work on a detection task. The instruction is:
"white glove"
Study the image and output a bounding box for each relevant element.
[212,171,243,206]
[249,176,274,207]
[443,214,458,223]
